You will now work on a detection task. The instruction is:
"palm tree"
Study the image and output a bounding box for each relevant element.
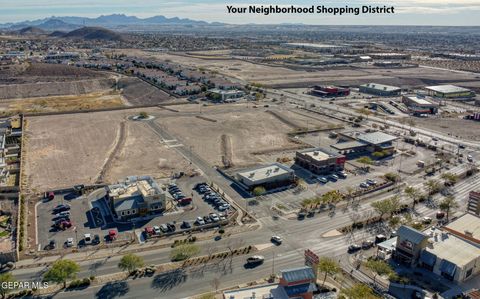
[439,195,459,222]
[424,179,441,197]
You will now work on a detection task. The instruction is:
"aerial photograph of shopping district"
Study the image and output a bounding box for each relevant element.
[0,0,480,299]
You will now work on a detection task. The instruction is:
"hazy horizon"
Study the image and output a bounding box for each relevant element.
[1,0,480,26]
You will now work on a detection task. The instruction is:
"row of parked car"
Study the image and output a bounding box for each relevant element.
[195,182,231,212]
[317,171,348,184]
[51,204,73,230]
[348,234,388,253]
[194,212,227,225]
[359,178,378,188]
[168,184,192,206]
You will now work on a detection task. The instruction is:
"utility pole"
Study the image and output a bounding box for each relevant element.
[272,250,275,277]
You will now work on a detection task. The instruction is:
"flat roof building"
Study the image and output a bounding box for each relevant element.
[235,163,295,191]
[208,88,245,102]
[107,176,167,220]
[359,83,402,96]
[295,147,346,175]
[443,213,480,247]
[332,131,398,158]
[310,85,350,98]
[402,95,439,115]
[420,231,480,282]
[425,85,475,99]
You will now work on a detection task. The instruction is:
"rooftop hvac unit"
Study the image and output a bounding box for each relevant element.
[249,172,255,178]
[313,151,319,156]
[274,167,279,172]
[465,230,473,237]
[384,87,387,90]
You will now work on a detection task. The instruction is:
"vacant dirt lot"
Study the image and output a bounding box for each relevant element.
[412,116,480,141]
[0,90,124,115]
[155,103,335,167]
[118,77,174,106]
[23,109,191,191]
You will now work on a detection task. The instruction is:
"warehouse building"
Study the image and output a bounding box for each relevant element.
[295,147,346,175]
[359,83,402,96]
[283,42,351,53]
[107,176,167,220]
[235,163,295,191]
[424,85,475,99]
[310,85,350,97]
[402,95,439,115]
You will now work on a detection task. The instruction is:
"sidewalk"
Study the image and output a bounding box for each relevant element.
[17,222,259,269]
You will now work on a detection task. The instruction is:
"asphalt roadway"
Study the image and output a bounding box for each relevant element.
[18,89,480,298]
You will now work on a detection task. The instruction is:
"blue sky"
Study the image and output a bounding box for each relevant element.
[1,0,480,25]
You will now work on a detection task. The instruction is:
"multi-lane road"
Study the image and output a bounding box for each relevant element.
[18,89,480,298]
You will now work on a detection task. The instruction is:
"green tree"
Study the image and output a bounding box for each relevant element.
[138,111,148,119]
[384,172,400,183]
[424,179,441,196]
[404,186,421,210]
[0,273,16,299]
[439,195,459,222]
[372,151,384,159]
[364,259,393,286]
[441,173,458,186]
[341,283,379,299]
[357,156,373,168]
[371,196,400,219]
[43,259,80,288]
[321,190,343,207]
[252,186,266,196]
[317,257,340,287]
[170,243,200,261]
[118,253,145,274]
[198,293,216,299]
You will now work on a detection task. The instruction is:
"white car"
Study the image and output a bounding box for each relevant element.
[467,155,473,162]
[195,217,205,225]
[360,182,369,188]
[210,213,220,222]
[271,236,283,244]
[84,233,92,245]
[66,237,74,247]
[318,177,328,184]
[366,179,377,185]
[153,226,161,235]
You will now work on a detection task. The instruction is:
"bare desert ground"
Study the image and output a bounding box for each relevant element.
[154,103,338,168]
[23,109,191,191]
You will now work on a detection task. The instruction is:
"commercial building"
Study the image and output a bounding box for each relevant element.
[394,225,429,266]
[393,221,480,283]
[402,95,439,115]
[107,176,167,220]
[331,131,398,158]
[207,88,245,102]
[424,85,475,99]
[283,42,351,53]
[223,266,317,299]
[310,85,350,97]
[419,231,480,282]
[235,163,295,191]
[359,83,402,96]
[295,147,346,174]
[442,213,480,247]
[369,53,411,60]
[468,191,480,216]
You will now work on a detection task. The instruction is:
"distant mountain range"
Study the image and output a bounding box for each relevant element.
[0,14,218,30]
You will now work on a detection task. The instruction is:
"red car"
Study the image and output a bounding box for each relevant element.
[58,220,72,230]
[108,230,118,241]
[178,197,192,205]
[144,227,154,236]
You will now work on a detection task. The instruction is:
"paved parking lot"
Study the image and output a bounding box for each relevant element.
[36,175,236,250]
[36,190,133,251]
